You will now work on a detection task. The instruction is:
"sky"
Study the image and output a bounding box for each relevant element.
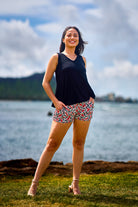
[0,0,138,98]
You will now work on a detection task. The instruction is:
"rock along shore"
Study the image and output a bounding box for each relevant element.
[0,158,138,177]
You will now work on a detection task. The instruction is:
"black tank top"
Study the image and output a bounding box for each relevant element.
[52,53,95,107]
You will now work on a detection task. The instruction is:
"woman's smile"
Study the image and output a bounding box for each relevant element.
[69,40,76,44]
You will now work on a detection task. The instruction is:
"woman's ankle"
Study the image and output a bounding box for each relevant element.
[32,178,39,183]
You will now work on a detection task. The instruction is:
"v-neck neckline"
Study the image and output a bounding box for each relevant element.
[61,53,78,62]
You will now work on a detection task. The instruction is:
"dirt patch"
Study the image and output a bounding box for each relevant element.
[0,158,138,177]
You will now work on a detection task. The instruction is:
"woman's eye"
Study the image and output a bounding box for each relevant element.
[66,33,78,38]
[74,34,78,37]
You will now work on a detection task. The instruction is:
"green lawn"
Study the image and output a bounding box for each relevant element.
[0,172,138,207]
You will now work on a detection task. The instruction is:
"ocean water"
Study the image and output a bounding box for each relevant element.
[0,101,138,164]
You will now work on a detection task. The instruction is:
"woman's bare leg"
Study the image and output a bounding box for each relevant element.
[72,119,91,194]
[28,120,72,196]
[33,120,72,182]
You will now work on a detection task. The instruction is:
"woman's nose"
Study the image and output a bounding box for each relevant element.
[71,35,75,39]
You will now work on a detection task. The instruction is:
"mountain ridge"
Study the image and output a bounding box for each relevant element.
[0,72,56,100]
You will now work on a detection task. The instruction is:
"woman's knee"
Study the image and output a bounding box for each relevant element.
[73,139,85,150]
[46,138,60,152]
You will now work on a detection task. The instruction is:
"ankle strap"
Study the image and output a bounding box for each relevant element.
[73,178,79,181]
[32,179,39,183]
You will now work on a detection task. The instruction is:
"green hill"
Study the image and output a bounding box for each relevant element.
[0,72,56,100]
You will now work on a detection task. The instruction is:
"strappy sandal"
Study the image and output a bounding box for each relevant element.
[68,178,81,195]
[27,179,39,196]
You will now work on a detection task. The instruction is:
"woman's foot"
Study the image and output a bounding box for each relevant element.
[27,179,39,196]
[68,179,81,195]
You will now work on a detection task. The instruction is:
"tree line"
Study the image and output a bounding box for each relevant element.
[0,73,56,100]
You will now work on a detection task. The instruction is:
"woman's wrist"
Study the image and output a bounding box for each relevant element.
[53,98,58,107]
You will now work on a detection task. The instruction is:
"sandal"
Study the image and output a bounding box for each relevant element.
[27,179,39,196]
[68,178,81,195]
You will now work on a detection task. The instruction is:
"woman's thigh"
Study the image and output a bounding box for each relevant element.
[72,119,91,145]
[47,120,72,146]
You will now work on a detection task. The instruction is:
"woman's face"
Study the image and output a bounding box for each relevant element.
[63,28,79,48]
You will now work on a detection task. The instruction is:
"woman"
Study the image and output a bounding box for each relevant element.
[27,26,95,196]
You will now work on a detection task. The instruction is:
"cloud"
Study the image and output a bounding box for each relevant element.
[58,4,80,24]
[85,8,103,18]
[87,60,138,98]
[116,0,138,30]
[36,23,63,34]
[67,0,94,4]
[0,19,49,77]
[102,60,138,78]
[85,0,138,45]
[0,0,50,16]
[81,0,138,71]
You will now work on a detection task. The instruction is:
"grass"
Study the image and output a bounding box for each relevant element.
[0,172,138,207]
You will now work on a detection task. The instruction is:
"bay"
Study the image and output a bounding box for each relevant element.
[0,101,138,163]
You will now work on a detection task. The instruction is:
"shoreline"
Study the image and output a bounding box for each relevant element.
[0,158,138,177]
[0,99,138,103]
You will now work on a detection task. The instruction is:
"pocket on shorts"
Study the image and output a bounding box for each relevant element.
[55,107,66,116]
[53,106,73,123]
[88,101,94,109]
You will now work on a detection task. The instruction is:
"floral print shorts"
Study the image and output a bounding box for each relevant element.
[53,100,94,123]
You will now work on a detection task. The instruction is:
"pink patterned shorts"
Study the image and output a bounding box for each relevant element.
[53,100,94,123]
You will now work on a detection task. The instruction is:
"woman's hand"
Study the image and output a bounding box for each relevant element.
[89,97,95,105]
[54,100,67,111]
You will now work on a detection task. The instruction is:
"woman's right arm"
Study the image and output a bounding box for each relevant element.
[42,53,66,110]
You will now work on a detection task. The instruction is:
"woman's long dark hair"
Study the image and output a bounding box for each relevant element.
[59,26,87,55]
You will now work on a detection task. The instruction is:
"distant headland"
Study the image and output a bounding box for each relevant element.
[0,72,137,103]
[96,93,138,103]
